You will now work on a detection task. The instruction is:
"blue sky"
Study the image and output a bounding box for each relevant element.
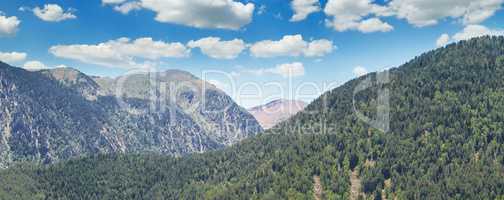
[0,0,503,107]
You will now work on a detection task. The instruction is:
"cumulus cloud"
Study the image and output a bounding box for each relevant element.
[23,60,47,70]
[33,4,76,22]
[241,62,305,78]
[436,33,450,47]
[250,35,306,57]
[105,0,255,30]
[274,62,305,77]
[356,18,393,33]
[290,0,320,22]
[322,0,504,32]
[0,51,27,64]
[304,39,334,57]
[388,0,504,27]
[102,0,127,4]
[250,34,333,58]
[0,14,20,36]
[113,2,142,14]
[50,37,190,69]
[452,24,504,41]
[353,66,368,77]
[324,0,393,33]
[436,25,503,47]
[188,37,246,59]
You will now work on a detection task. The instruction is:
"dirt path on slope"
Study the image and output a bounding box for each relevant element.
[313,175,323,200]
[350,170,364,200]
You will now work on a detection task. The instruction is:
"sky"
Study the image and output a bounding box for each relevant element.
[0,0,503,108]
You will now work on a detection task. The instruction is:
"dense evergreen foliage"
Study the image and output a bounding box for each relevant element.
[2,36,504,199]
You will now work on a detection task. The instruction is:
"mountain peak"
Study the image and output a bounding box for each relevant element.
[41,67,86,81]
[0,62,261,167]
[248,99,307,129]
[163,69,196,77]
[38,67,101,100]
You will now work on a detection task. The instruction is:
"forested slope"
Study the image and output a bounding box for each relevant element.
[2,36,504,199]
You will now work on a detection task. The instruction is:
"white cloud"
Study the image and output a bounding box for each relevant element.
[242,62,305,78]
[435,25,504,47]
[55,64,68,68]
[188,37,246,59]
[0,14,20,36]
[18,7,30,12]
[353,66,368,77]
[250,35,306,57]
[274,62,305,77]
[304,39,334,57]
[257,5,267,15]
[108,0,255,30]
[113,2,142,14]
[33,4,76,22]
[436,33,450,47]
[49,37,190,69]
[0,51,27,64]
[50,42,136,69]
[115,37,189,59]
[102,0,127,4]
[387,0,504,27]
[301,38,334,57]
[357,18,393,33]
[322,0,504,32]
[23,60,47,70]
[452,24,504,41]
[250,34,333,58]
[324,0,392,32]
[290,0,320,22]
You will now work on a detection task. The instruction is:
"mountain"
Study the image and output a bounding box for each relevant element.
[2,36,504,199]
[0,65,261,168]
[248,99,307,129]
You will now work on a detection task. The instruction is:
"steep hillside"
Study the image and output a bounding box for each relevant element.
[39,67,102,100]
[248,99,307,129]
[2,36,504,199]
[0,65,261,168]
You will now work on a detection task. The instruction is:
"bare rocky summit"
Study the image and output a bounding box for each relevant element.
[248,99,307,129]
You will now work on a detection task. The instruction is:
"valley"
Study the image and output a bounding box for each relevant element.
[1,36,503,199]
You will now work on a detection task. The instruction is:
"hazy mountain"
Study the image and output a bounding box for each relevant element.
[0,64,261,168]
[248,99,307,129]
[2,36,504,199]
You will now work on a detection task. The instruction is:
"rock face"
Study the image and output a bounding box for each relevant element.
[0,63,261,168]
[248,99,307,129]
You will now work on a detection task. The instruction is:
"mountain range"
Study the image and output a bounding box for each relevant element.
[1,36,504,199]
[0,65,262,168]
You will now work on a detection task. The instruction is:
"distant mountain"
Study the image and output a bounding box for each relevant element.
[0,65,261,168]
[2,37,504,199]
[248,99,307,129]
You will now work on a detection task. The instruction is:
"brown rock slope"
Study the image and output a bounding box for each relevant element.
[248,99,307,129]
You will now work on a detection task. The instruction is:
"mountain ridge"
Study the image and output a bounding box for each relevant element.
[0,63,261,168]
[1,36,504,199]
